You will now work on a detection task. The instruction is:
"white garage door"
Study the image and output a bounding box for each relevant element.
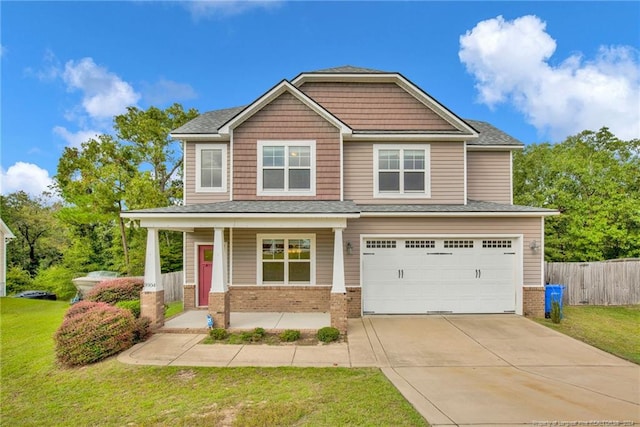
[362,238,517,314]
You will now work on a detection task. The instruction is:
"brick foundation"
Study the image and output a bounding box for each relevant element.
[208,292,230,328]
[141,290,165,329]
[183,284,196,310]
[230,286,331,312]
[346,287,361,318]
[523,286,545,318]
[330,293,348,333]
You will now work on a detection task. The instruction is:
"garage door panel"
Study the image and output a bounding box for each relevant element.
[363,238,517,314]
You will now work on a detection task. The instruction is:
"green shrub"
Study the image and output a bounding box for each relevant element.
[32,265,76,300]
[54,302,136,366]
[253,327,266,338]
[209,328,228,340]
[551,300,562,324]
[133,317,152,343]
[116,300,141,318]
[85,277,143,304]
[6,266,33,295]
[279,329,301,342]
[317,326,340,343]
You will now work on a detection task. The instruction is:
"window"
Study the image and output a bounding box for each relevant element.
[444,240,474,248]
[195,144,227,192]
[258,235,315,284]
[257,141,315,196]
[365,240,397,249]
[374,145,430,198]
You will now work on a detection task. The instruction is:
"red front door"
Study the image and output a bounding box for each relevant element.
[198,245,213,306]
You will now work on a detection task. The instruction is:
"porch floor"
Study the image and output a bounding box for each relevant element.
[162,310,331,331]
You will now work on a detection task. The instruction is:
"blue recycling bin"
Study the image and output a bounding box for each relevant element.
[545,284,565,318]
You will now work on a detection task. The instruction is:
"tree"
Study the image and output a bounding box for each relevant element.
[0,191,66,275]
[513,127,640,261]
[55,104,198,274]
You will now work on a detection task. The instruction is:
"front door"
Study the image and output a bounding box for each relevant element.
[198,245,213,306]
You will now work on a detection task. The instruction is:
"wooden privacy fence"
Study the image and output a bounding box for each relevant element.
[161,271,183,303]
[545,260,640,305]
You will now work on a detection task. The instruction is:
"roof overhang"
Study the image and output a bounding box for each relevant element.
[170,133,226,142]
[1,220,15,239]
[466,144,524,151]
[360,211,559,218]
[121,212,356,229]
[217,80,352,136]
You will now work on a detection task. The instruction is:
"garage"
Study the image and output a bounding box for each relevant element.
[362,237,518,314]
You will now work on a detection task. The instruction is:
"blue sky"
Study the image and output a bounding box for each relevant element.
[2,1,639,196]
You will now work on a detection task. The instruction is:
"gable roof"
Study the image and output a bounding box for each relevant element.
[217,80,351,135]
[170,66,523,146]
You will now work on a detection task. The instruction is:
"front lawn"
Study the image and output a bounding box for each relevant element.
[0,298,428,426]
[535,305,640,364]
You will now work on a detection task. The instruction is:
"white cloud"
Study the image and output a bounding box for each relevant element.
[183,0,281,19]
[459,15,640,140]
[53,126,101,148]
[62,57,140,119]
[141,78,198,105]
[0,162,54,196]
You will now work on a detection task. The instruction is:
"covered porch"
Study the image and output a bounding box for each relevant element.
[121,201,361,333]
[161,310,331,333]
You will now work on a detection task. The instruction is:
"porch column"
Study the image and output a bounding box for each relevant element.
[209,227,230,328]
[141,228,165,328]
[330,227,348,333]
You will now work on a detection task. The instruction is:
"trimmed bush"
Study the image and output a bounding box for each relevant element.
[65,300,101,318]
[317,327,340,343]
[54,302,136,366]
[279,329,301,342]
[116,300,141,318]
[85,277,144,304]
[209,328,228,340]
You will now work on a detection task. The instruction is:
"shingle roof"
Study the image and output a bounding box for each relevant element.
[358,200,556,214]
[124,200,556,216]
[126,200,360,215]
[308,65,389,74]
[172,106,245,134]
[464,120,523,146]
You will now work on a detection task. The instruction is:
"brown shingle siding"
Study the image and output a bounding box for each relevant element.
[299,82,456,131]
[233,92,341,200]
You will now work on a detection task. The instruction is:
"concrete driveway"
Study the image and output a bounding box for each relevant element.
[351,315,639,426]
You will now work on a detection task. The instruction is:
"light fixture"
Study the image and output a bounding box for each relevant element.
[346,241,353,255]
[529,240,540,251]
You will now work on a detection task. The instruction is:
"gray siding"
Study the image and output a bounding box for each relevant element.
[183,141,230,205]
[467,151,512,203]
[343,141,465,204]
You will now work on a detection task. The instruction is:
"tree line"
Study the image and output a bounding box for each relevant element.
[2,106,639,298]
[2,104,198,298]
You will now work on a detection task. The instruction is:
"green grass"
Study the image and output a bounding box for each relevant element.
[164,300,183,318]
[535,305,640,364]
[0,298,428,426]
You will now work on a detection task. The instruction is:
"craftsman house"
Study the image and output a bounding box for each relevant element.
[122,66,557,332]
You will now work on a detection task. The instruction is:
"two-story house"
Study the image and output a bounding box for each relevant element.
[122,66,557,332]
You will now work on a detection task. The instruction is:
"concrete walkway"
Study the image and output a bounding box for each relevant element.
[118,315,640,425]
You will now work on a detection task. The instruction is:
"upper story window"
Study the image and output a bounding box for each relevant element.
[195,143,227,192]
[374,144,430,198]
[257,141,316,196]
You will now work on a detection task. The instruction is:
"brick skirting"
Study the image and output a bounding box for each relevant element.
[230,286,332,312]
[523,286,545,318]
[141,290,165,329]
[183,285,195,310]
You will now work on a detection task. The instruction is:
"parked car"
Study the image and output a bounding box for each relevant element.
[15,290,57,301]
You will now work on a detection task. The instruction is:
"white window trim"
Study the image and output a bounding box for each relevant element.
[256,234,316,285]
[373,144,431,198]
[195,143,227,193]
[257,140,316,197]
